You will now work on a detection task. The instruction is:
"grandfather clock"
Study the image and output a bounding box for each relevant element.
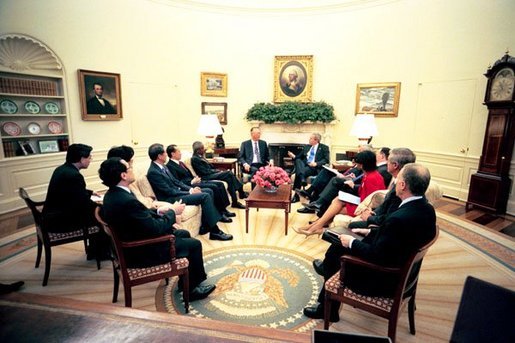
[467,52,515,213]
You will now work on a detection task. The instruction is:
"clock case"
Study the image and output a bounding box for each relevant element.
[467,53,515,213]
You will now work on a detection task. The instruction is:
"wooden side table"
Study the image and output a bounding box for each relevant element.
[245,184,292,235]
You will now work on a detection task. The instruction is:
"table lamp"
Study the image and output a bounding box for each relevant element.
[350,113,378,144]
[197,114,223,158]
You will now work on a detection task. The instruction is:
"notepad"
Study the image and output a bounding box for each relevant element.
[338,191,360,205]
[90,194,104,203]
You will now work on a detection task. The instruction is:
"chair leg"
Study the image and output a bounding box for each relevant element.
[387,315,399,343]
[183,272,189,314]
[408,295,416,335]
[112,268,120,303]
[42,245,52,286]
[35,237,43,268]
[124,285,132,307]
[324,295,331,330]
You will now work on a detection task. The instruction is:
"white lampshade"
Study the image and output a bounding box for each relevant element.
[197,114,223,137]
[350,114,378,142]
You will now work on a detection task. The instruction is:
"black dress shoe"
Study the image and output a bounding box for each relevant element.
[305,201,322,211]
[312,259,325,276]
[303,305,340,322]
[238,191,249,199]
[189,284,216,301]
[0,281,24,295]
[210,230,233,241]
[219,215,232,223]
[294,189,311,200]
[297,206,316,214]
[231,202,245,209]
[223,210,236,217]
[291,194,300,203]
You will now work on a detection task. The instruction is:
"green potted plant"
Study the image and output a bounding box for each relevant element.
[245,101,336,124]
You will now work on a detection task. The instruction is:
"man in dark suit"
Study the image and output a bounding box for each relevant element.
[42,143,108,259]
[86,83,116,114]
[376,147,392,188]
[238,127,270,179]
[146,143,232,241]
[191,141,247,209]
[165,144,235,219]
[99,157,215,301]
[303,163,437,322]
[288,133,330,202]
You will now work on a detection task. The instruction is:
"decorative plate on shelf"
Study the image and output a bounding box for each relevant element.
[24,101,41,114]
[44,102,59,114]
[2,122,22,136]
[0,99,18,114]
[48,121,63,134]
[27,122,41,135]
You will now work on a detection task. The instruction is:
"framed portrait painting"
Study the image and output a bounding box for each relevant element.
[274,55,313,103]
[355,82,401,117]
[201,72,227,97]
[201,102,227,125]
[78,69,123,121]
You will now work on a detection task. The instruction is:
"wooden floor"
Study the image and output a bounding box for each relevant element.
[0,197,514,342]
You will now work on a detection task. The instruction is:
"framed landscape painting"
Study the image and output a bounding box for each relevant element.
[355,82,401,117]
[201,72,227,97]
[78,69,123,121]
[274,55,313,103]
[201,102,227,125]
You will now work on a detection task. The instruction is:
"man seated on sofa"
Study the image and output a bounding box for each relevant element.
[166,144,235,219]
[238,127,271,182]
[288,133,330,203]
[99,157,216,301]
[303,163,437,321]
[191,141,247,209]
[147,143,233,241]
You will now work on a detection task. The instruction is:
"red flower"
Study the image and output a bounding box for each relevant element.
[251,166,291,188]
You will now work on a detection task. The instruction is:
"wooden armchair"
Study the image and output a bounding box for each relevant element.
[323,226,439,342]
[94,208,189,311]
[18,187,101,286]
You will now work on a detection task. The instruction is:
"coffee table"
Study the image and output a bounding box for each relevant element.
[245,184,292,235]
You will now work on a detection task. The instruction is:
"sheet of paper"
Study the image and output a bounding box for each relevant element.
[322,164,340,175]
[90,194,104,202]
[338,191,360,205]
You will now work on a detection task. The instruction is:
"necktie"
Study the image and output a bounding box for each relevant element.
[307,146,315,163]
[162,167,172,179]
[254,141,261,163]
[179,161,188,170]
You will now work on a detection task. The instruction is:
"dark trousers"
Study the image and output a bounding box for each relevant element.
[308,169,334,199]
[168,192,221,233]
[174,229,207,291]
[316,243,349,314]
[198,181,230,212]
[202,171,243,203]
[293,159,320,189]
[316,178,356,217]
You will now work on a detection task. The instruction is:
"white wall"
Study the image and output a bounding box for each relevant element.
[1,0,515,213]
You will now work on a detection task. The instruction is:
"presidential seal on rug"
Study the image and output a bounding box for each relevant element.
[161,245,322,332]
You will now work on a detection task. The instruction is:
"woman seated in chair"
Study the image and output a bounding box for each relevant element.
[294,150,385,237]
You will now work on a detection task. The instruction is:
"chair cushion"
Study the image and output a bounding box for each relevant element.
[136,175,156,198]
[325,271,393,312]
[127,257,189,281]
[48,225,100,242]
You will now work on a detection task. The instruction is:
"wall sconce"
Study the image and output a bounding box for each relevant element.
[350,113,378,144]
[197,114,223,158]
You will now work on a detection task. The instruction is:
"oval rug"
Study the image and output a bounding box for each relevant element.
[161,245,322,332]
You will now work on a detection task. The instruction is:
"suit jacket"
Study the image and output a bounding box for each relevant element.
[238,139,270,166]
[101,186,176,268]
[367,185,401,226]
[377,163,392,188]
[42,163,97,232]
[86,96,116,114]
[347,197,436,296]
[147,162,191,201]
[191,154,218,177]
[295,143,330,168]
[166,160,195,184]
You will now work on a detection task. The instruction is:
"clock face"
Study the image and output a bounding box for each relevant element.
[489,67,515,101]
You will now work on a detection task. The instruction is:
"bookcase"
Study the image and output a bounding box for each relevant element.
[0,35,70,159]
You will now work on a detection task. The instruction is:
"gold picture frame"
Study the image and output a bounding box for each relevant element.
[78,69,123,121]
[355,82,401,117]
[201,102,227,125]
[201,72,227,97]
[274,55,313,103]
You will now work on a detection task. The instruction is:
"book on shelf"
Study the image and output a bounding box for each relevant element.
[2,141,16,157]
[58,138,69,151]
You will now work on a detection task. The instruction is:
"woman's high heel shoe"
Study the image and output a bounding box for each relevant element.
[292,227,321,238]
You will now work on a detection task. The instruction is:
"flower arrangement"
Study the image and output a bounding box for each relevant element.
[252,165,291,190]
